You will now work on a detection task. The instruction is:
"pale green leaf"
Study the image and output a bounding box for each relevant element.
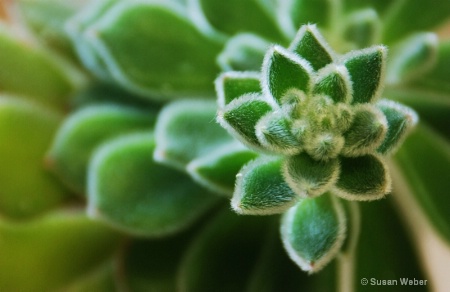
[155,100,232,170]
[342,8,381,49]
[47,104,155,194]
[88,133,219,237]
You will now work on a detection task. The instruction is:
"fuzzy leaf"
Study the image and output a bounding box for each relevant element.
[376,100,418,155]
[288,25,333,71]
[189,0,285,42]
[178,207,276,291]
[283,153,339,197]
[232,157,299,215]
[217,33,269,71]
[218,94,272,150]
[281,193,346,273]
[263,45,312,105]
[343,9,381,49]
[277,0,336,37]
[387,33,438,84]
[394,125,450,243]
[216,71,261,108]
[255,111,302,155]
[187,142,258,196]
[342,105,387,156]
[155,100,232,170]
[0,24,74,108]
[334,154,391,200]
[382,0,450,44]
[0,97,69,219]
[47,105,155,194]
[313,64,352,103]
[0,210,121,292]
[85,1,222,99]
[88,133,219,237]
[344,46,386,104]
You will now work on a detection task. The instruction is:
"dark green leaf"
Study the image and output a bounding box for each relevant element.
[216,71,261,108]
[313,64,352,103]
[232,157,299,215]
[334,154,391,200]
[344,45,386,104]
[283,153,339,197]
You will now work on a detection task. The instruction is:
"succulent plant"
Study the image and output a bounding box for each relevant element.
[0,0,449,291]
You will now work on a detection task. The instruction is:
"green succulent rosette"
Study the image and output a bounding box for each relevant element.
[0,0,449,290]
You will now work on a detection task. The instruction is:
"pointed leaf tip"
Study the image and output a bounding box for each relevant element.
[216,71,261,108]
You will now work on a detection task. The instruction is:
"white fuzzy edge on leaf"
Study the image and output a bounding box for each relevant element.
[217,93,272,152]
[261,45,314,107]
[340,45,388,104]
[280,194,347,273]
[154,99,218,172]
[282,156,340,198]
[215,71,261,108]
[288,24,336,63]
[386,33,438,85]
[255,110,303,155]
[341,104,388,157]
[187,141,252,197]
[231,156,300,215]
[332,154,392,201]
[314,63,354,104]
[376,99,419,156]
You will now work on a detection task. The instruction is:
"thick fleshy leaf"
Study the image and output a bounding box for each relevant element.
[47,105,155,194]
[313,64,352,103]
[342,105,387,156]
[85,1,222,99]
[414,40,450,94]
[382,0,450,44]
[277,0,337,37]
[232,157,299,215]
[394,125,450,243]
[178,207,277,291]
[88,133,219,237]
[118,232,193,292]
[189,0,285,42]
[283,153,339,197]
[187,141,258,196]
[387,33,438,84]
[334,154,391,200]
[288,24,333,71]
[255,110,302,155]
[155,100,232,170]
[262,45,313,105]
[0,97,69,219]
[0,24,74,108]
[342,8,381,49]
[354,198,428,292]
[376,100,418,155]
[304,132,345,161]
[215,71,261,108]
[385,87,450,139]
[281,193,346,273]
[65,0,118,80]
[0,210,121,291]
[16,0,90,54]
[218,94,272,150]
[344,45,386,104]
[217,33,269,71]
